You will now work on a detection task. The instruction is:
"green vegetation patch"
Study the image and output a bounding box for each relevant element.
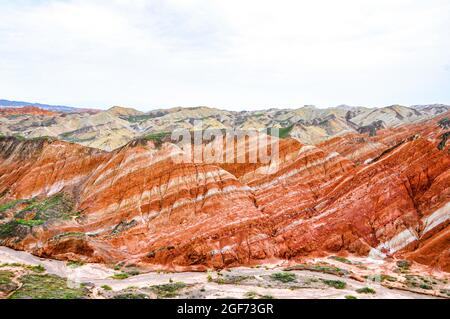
[0,270,18,293]
[0,263,45,273]
[125,269,141,276]
[356,287,376,294]
[123,114,156,123]
[396,260,411,270]
[345,295,357,299]
[328,256,353,265]
[110,267,141,279]
[212,275,251,285]
[16,219,45,227]
[438,118,450,129]
[143,132,171,146]
[67,260,85,268]
[17,192,76,221]
[438,131,450,151]
[150,282,187,298]
[419,284,432,290]
[0,270,14,285]
[380,274,397,282]
[270,272,296,283]
[110,273,130,280]
[322,279,347,289]
[28,265,45,273]
[0,220,21,239]
[9,274,87,299]
[404,275,435,290]
[364,274,397,283]
[0,200,23,213]
[12,134,26,141]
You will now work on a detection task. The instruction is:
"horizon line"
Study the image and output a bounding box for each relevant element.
[1,98,449,113]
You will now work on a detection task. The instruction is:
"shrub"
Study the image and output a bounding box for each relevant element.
[18,193,77,221]
[396,260,411,270]
[124,269,140,276]
[270,272,296,283]
[0,263,44,273]
[143,132,171,146]
[0,221,19,238]
[419,284,432,290]
[356,287,376,294]
[345,295,357,299]
[110,273,129,280]
[0,270,18,294]
[150,282,186,298]
[9,274,87,299]
[16,219,45,227]
[0,270,14,285]
[244,291,258,299]
[212,275,251,285]
[28,265,45,273]
[67,260,85,268]
[380,274,397,282]
[322,279,347,289]
[0,200,22,213]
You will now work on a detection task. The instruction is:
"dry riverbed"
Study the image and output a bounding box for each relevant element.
[0,247,448,299]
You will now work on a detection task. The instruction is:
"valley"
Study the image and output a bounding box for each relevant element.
[0,246,447,299]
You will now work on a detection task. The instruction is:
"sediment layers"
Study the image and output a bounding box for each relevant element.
[0,113,448,271]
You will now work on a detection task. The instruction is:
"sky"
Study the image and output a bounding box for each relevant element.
[1,0,450,111]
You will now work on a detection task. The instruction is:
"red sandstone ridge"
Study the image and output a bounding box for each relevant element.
[0,106,59,116]
[0,116,448,272]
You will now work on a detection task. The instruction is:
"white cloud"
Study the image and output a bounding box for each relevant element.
[0,0,449,110]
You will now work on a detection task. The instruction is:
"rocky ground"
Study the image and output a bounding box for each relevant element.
[0,246,448,299]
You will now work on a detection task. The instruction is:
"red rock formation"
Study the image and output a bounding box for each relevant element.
[317,110,450,164]
[0,136,268,268]
[0,106,59,116]
[0,115,448,272]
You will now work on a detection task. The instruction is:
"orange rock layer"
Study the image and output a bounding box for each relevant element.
[0,113,449,271]
[0,106,59,116]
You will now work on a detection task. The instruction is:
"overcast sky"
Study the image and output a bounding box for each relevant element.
[1,0,449,111]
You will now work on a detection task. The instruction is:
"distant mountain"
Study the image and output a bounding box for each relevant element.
[0,99,97,113]
[410,104,450,115]
[0,101,449,151]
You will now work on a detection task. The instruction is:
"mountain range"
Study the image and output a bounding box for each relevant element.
[0,100,449,151]
[0,100,448,275]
